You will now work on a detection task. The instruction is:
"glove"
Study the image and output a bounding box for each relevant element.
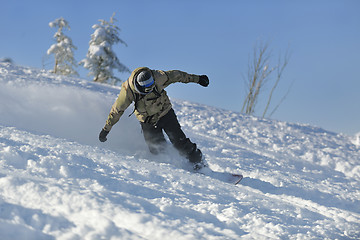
[99,128,109,142]
[198,75,209,87]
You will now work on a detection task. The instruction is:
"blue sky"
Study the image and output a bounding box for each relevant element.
[1,0,359,135]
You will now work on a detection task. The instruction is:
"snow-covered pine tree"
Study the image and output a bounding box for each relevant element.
[80,13,130,85]
[47,17,78,76]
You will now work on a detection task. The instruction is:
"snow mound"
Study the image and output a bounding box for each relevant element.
[1,62,360,239]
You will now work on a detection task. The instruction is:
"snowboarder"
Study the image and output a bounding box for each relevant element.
[99,67,210,169]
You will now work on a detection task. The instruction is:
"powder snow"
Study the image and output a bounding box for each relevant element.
[0,62,359,239]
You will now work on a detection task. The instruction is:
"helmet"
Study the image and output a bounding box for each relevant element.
[134,70,155,94]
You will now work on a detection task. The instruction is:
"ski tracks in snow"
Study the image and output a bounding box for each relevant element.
[181,116,360,239]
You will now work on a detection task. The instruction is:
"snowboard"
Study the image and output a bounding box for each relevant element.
[196,167,243,185]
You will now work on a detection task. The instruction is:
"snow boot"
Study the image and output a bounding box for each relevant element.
[189,148,208,170]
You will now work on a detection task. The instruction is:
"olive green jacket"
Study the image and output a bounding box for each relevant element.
[103,67,200,131]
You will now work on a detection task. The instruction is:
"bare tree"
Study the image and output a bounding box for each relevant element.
[241,41,291,118]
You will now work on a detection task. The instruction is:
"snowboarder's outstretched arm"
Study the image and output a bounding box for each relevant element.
[99,82,133,142]
[102,81,134,133]
[152,69,209,88]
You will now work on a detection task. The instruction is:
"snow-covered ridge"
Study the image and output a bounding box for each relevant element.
[1,62,359,239]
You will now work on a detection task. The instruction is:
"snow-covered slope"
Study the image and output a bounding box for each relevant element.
[0,62,359,239]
